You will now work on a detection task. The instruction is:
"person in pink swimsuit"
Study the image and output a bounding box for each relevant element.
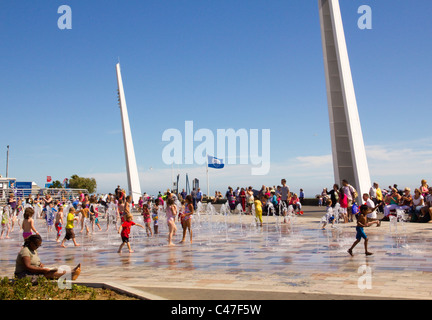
[141,203,153,237]
[180,195,194,244]
[166,198,177,246]
[22,207,38,241]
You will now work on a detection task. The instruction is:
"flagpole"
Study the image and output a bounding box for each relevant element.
[206,153,209,198]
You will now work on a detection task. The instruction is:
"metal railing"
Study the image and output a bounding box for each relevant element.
[0,188,89,205]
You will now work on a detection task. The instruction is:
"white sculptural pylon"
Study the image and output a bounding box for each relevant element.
[116,62,142,204]
[319,0,371,202]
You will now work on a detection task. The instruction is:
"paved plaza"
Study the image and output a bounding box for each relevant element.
[1,205,432,300]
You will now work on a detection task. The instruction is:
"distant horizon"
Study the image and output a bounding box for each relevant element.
[6,172,426,200]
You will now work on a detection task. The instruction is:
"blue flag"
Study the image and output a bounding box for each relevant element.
[207,155,224,169]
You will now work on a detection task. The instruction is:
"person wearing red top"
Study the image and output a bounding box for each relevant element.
[117,214,145,253]
[289,193,303,215]
[239,188,246,212]
[339,187,349,223]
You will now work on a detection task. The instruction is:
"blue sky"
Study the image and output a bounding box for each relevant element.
[0,0,431,196]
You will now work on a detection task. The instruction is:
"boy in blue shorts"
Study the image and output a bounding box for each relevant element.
[348,204,379,256]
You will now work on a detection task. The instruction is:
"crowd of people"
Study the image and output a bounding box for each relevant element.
[318,179,431,256]
[2,177,431,279]
[319,179,432,229]
[208,181,305,218]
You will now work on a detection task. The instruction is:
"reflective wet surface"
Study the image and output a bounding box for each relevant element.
[1,205,432,299]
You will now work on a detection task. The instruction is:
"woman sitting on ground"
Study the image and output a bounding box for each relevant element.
[398,187,412,212]
[289,193,303,215]
[410,188,425,222]
[382,188,401,220]
[419,187,432,223]
[14,234,80,281]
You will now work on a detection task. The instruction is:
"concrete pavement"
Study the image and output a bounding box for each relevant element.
[1,205,431,300]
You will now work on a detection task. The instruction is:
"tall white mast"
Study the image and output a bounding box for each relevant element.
[319,0,371,202]
[116,63,142,204]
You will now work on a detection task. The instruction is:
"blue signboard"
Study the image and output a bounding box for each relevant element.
[16,181,32,197]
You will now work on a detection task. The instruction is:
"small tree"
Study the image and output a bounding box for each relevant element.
[49,180,63,188]
[68,175,97,194]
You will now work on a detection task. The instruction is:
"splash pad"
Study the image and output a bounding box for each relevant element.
[1,201,432,293]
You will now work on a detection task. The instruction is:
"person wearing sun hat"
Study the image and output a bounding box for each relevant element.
[398,187,412,212]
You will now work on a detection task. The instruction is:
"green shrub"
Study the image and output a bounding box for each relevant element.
[0,276,98,300]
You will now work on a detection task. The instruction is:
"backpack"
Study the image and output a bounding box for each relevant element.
[348,185,358,200]
[352,188,358,200]
[351,202,359,215]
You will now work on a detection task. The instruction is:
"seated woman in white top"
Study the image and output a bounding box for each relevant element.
[420,187,432,223]
[412,189,424,209]
[410,188,425,222]
[363,193,381,226]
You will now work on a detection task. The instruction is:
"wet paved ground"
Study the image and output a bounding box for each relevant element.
[1,205,432,300]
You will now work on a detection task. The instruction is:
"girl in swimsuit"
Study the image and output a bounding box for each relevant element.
[180,195,194,244]
[141,203,153,237]
[54,206,64,242]
[166,197,177,246]
[22,207,39,240]
[75,205,90,235]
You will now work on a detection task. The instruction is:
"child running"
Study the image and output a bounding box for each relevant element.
[141,203,153,237]
[76,205,90,235]
[0,206,11,239]
[254,196,263,227]
[179,196,193,244]
[321,199,334,229]
[348,204,380,256]
[117,213,145,253]
[152,199,160,235]
[55,206,64,242]
[22,207,39,240]
[45,202,57,233]
[89,200,102,232]
[60,207,80,247]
